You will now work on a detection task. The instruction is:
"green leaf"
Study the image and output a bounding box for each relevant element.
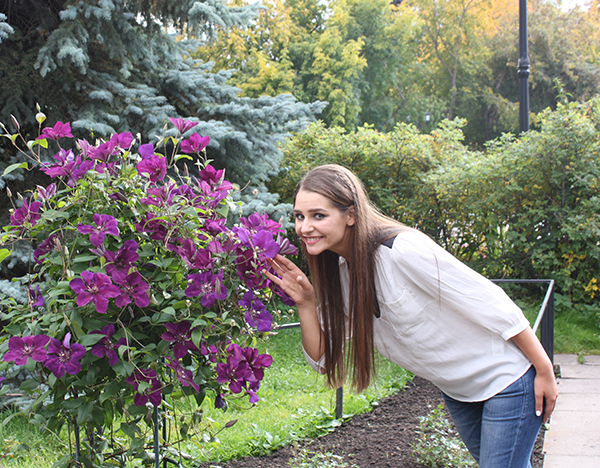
[2,411,24,427]
[78,334,106,347]
[2,162,28,177]
[100,381,121,405]
[102,400,114,426]
[73,254,97,263]
[76,401,94,425]
[113,360,134,377]
[20,378,41,392]
[0,249,12,263]
[120,422,141,438]
[182,207,198,217]
[28,138,48,149]
[70,320,85,340]
[175,154,193,162]
[216,203,229,218]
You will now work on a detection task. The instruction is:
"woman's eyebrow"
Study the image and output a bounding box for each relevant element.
[293,208,329,214]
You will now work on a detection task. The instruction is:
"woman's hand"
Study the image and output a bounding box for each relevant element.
[265,254,315,307]
[265,255,324,363]
[511,328,558,423]
[534,367,558,423]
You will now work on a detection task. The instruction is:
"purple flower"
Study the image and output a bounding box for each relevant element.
[126,368,162,406]
[70,271,122,314]
[180,133,210,154]
[37,121,73,141]
[251,230,280,260]
[239,291,272,332]
[34,234,59,264]
[166,357,200,392]
[242,346,273,403]
[240,213,284,235]
[236,249,267,290]
[275,233,298,256]
[89,140,117,163]
[198,165,225,185]
[105,240,139,276]
[200,342,218,363]
[9,198,42,233]
[204,219,227,236]
[215,393,227,409]
[161,321,199,359]
[216,344,252,395]
[3,335,50,365]
[173,238,213,270]
[109,132,134,152]
[138,143,155,160]
[169,117,199,135]
[216,344,272,403]
[185,271,228,307]
[36,183,57,202]
[44,333,86,378]
[77,213,119,247]
[195,165,233,204]
[140,184,173,207]
[235,227,280,260]
[91,324,127,366]
[135,213,171,241]
[28,284,45,307]
[136,154,167,183]
[112,271,150,308]
[40,149,93,187]
[77,138,94,157]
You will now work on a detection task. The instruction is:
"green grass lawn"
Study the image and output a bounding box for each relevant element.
[0,295,598,467]
[0,327,411,467]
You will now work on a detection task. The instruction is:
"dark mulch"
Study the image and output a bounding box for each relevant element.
[196,376,545,468]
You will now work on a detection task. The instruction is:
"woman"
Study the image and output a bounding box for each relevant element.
[265,164,557,468]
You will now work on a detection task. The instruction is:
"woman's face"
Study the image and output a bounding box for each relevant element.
[293,189,355,259]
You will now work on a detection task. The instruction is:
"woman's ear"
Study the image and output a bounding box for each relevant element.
[347,206,356,226]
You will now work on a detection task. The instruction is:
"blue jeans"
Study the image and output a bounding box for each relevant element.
[442,366,542,468]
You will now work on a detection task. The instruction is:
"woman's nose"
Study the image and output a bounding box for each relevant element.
[298,219,313,234]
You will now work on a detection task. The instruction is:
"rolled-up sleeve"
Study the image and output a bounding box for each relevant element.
[303,346,326,374]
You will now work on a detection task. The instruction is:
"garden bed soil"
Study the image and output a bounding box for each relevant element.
[197,376,545,468]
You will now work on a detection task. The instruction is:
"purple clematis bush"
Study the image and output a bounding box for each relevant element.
[0,111,297,464]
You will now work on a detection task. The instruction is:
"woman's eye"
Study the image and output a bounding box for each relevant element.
[314,213,325,220]
[295,214,304,221]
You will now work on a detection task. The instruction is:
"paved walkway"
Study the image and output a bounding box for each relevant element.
[542,354,600,467]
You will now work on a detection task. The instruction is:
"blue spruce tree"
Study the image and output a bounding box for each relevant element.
[0,0,325,285]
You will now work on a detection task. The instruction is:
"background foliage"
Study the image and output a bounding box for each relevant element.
[272,97,600,306]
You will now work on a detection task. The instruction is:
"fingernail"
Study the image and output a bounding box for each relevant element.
[536,410,541,417]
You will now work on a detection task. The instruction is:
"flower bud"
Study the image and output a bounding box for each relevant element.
[6,187,12,199]
[35,112,46,125]
[10,115,19,132]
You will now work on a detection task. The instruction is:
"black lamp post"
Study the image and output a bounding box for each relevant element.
[518,0,530,133]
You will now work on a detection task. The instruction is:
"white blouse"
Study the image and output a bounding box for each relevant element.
[303,229,532,402]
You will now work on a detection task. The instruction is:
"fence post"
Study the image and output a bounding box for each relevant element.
[335,386,343,419]
[540,281,555,365]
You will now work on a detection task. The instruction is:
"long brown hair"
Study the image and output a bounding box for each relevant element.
[294,164,406,392]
